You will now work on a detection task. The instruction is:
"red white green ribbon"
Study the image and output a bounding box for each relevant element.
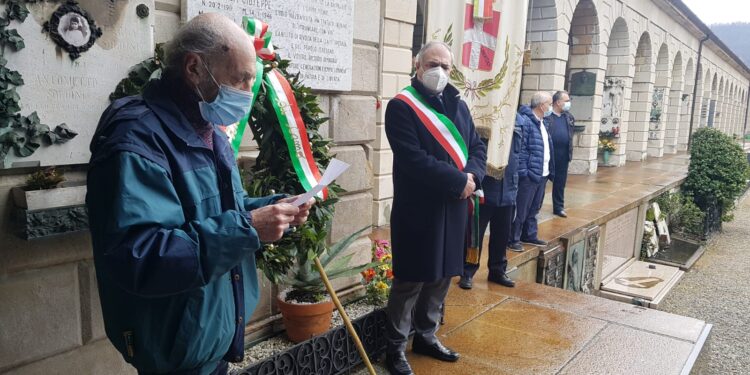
[473,0,493,20]
[222,17,327,199]
[395,86,469,169]
[265,69,327,199]
[244,18,276,60]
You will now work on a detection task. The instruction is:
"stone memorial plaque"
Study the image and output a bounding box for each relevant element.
[564,239,585,292]
[2,1,155,168]
[583,226,600,294]
[602,260,681,301]
[569,71,596,96]
[184,0,353,91]
[537,245,565,289]
[602,208,638,277]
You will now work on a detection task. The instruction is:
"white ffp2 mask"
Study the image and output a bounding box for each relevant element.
[421,67,449,94]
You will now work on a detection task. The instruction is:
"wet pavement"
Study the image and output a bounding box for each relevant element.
[360,154,709,374]
[660,193,750,374]
[354,277,709,375]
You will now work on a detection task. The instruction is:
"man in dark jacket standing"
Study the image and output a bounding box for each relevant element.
[384,41,486,375]
[459,122,522,289]
[508,92,555,251]
[545,90,575,218]
[86,14,314,375]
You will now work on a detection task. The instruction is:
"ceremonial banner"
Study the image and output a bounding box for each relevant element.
[427,0,528,177]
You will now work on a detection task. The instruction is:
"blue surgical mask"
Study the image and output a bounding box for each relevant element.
[196,59,253,125]
[544,106,553,117]
[563,102,572,111]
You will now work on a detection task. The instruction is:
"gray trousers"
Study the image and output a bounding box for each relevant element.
[385,277,451,352]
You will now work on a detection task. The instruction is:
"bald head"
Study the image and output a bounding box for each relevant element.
[165,13,257,99]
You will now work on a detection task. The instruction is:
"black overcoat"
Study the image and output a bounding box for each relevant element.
[385,78,487,282]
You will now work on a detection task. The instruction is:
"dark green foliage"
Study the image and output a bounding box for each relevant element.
[109,44,164,101]
[0,0,75,164]
[683,128,749,219]
[244,55,346,294]
[24,166,65,190]
[653,191,705,238]
[678,195,706,237]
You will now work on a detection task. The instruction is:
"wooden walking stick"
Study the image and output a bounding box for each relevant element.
[314,257,376,375]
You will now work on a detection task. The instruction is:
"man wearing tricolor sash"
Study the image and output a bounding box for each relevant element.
[86,14,314,374]
[384,41,487,375]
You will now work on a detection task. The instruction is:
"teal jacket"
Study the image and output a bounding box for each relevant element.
[87,78,279,374]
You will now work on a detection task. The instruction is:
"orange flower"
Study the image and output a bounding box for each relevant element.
[386,269,393,280]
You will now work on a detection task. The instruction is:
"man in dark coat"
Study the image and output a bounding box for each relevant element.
[459,121,522,289]
[544,90,576,218]
[384,41,486,375]
[508,92,555,251]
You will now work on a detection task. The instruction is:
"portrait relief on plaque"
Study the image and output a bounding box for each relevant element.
[42,1,103,60]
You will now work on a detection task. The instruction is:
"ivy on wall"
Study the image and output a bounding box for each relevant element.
[0,0,77,165]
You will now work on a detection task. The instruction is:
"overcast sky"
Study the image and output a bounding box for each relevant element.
[682,0,750,25]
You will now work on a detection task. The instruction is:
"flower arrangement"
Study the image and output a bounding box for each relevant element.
[599,126,619,139]
[599,139,616,152]
[362,239,394,305]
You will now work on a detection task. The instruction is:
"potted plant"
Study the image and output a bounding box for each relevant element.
[276,226,375,342]
[239,49,376,342]
[11,167,86,210]
[598,139,616,165]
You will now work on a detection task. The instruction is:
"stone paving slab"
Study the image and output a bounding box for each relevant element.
[400,279,708,375]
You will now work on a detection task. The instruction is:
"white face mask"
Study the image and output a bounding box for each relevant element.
[420,67,449,94]
[563,102,572,111]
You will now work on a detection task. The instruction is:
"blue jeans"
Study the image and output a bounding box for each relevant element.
[510,177,547,243]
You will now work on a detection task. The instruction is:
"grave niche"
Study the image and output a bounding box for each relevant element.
[601,77,625,134]
[649,88,666,139]
[1,1,155,168]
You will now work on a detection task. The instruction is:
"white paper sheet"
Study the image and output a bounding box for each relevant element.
[291,158,350,206]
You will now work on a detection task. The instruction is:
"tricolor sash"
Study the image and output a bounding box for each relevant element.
[394,86,483,265]
[394,86,469,169]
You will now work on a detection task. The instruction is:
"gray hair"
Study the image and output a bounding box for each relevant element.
[530,91,552,109]
[416,41,454,65]
[163,13,243,74]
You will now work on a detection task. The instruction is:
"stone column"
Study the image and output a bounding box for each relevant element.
[371,0,416,227]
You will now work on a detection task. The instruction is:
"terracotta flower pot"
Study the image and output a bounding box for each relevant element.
[276,294,334,343]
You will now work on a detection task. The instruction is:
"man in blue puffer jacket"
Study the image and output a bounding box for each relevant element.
[508,92,555,251]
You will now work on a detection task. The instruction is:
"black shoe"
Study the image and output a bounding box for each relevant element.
[521,238,547,246]
[386,351,414,375]
[458,276,473,290]
[554,210,568,218]
[488,273,515,288]
[508,242,524,252]
[412,337,460,362]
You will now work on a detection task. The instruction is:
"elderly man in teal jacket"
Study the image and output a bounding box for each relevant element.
[86,13,313,375]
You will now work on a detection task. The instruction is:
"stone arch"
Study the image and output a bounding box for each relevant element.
[565,0,605,174]
[601,17,632,166]
[716,77,725,131]
[626,32,654,161]
[664,52,683,153]
[706,73,719,128]
[699,68,712,127]
[521,0,563,105]
[677,57,694,151]
[648,43,671,157]
[728,82,736,135]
